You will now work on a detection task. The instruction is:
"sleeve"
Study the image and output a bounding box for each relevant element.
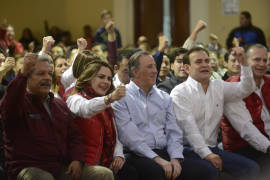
[113,118,124,158]
[171,88,212,159]
[116,29,122,48]
[112,98,158,159]
[165,97,184,159]
[256,28,267,47]
[182,38,195,50]
[65,106,85,162]
[107,40,117,66]
[224,100,270,153]
[61,53,77,90]
[93,29,103,44]
[223,65,256,102]
[66,94,110,118]
[0,72,27,120]
[226,29,236,49]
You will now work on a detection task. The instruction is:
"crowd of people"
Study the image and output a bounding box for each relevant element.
[0,9,270,180]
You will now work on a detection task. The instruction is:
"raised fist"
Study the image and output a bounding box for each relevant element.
[22,53,38,76]
[158,35,168,52]
[105,21,115,34]
[2,57,15,72]
[111,85,126,102]
[77,38,87,52]
[42,36,55,54]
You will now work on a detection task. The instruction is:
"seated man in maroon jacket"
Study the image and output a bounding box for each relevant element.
[221,44,270,179]
[0,52,113,180]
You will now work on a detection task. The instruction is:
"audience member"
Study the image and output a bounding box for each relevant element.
[113,50,132,87]
[0,52,113,180]
[67,60,138,180]
[221,44,270,179]
[209,51,223,80]
[0,20,24,56]
[222,49,241,80]
[94,9,122,48]
[19,28,40,52]
[226,11,266,49]
[158,48,188,94]
[171,47,260,180]
[52,55,69,98]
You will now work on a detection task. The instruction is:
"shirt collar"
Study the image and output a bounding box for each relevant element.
[129,80,157,97]
[186,76,202,90]
[186,76,211,92]
[257,79,265,90]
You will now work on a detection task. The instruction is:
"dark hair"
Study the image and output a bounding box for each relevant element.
[101,9,112,19]
[116,50,133,67]
[169,48,188,64]
[183,47,209,65]
[241,11,251,20]
[224,49,233,62]
[128,50,151,78]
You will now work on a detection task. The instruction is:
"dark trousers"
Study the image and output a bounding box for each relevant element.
[235,145,270,179]
[126,149,225,180]
[114,160,139,180]
[183,146,260,180]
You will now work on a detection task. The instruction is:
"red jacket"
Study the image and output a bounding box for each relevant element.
[74,89,116,167]
[0,72,85,180]
[221,75,270,152]
[0,28,24,55]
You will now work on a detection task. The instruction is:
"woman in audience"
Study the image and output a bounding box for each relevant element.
[51,55,69,98]
[66,60,137,180]
[158,54,171,82]
[19,28,40,52]
[61,49,100,100]
[51,45,65,59]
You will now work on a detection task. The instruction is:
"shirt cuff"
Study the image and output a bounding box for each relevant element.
[169,151,184,159]
[197,147,212,159]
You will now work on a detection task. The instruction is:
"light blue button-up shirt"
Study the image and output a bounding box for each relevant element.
[112,81,184,159]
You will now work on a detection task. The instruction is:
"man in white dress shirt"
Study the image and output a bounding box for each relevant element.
[170,46,260,180]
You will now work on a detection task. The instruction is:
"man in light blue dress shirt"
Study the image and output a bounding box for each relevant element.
[112,51,216,180]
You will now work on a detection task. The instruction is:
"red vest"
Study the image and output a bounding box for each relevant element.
[74,92,116,167]
[221,75,270,152]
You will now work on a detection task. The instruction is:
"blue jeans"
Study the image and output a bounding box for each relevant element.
[183,146,260,180]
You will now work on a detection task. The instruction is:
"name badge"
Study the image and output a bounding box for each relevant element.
[29,114,41,119]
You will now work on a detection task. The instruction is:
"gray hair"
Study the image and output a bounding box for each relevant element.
[246,44,267,59]
[128,50,151,78]
[29,53,53,76]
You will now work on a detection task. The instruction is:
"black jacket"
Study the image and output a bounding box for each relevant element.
[226,25,266,49]
[157,74,184,94]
